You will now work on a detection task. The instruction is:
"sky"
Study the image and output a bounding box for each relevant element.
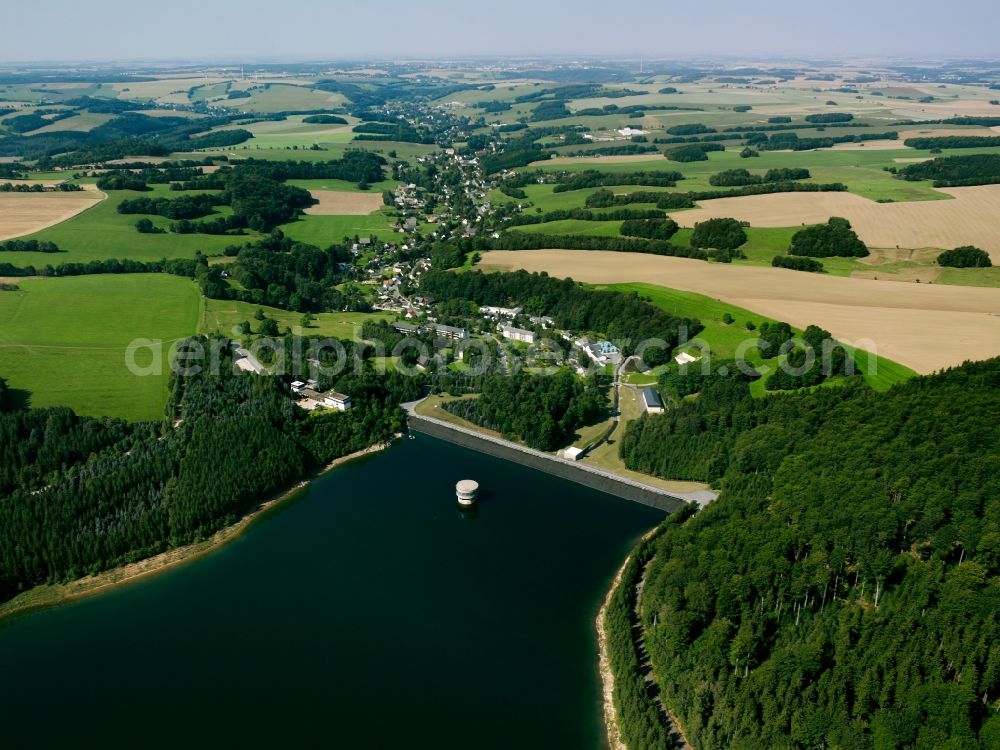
[4,0,999,63]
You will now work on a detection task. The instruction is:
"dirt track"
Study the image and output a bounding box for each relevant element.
[479,250,1000,374]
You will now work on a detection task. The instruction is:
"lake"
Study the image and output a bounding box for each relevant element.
[0,434,663,748]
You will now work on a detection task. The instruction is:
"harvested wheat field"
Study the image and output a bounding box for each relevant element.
[479,249,1000,374]
[304,190,384,216]
[672,185,1000,261]
[0,186,104,241]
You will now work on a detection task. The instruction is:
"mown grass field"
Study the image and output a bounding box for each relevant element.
[288,177,399,193]
[0,274,200,420]
[206,114,360,149]
[278,209,401,245]
[199,299,388,340]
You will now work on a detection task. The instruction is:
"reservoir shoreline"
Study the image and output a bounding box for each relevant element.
[0,440,392,624]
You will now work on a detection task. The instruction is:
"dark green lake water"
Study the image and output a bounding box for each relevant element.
[0,435,662,748]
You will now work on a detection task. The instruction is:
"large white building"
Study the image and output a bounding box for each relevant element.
[499,324,536,344]
[292,383,353,412]
[480,305,523,319]
[578,338,622,366]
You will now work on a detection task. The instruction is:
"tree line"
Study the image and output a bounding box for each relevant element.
[0,338,411,604]
[614,358,1000,748]
[441,371,608,451]
[895,153,1000,187]
[419,269,703,365]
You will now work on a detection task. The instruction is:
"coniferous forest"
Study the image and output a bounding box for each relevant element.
[0,339,410,603]
[613,358,1000,749]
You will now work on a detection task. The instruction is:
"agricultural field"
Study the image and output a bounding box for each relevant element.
[277,209,402,245]
[199,299,388,340]
[5,185,245,265]
[224,83,347,113]
[526,146,1000,202]
[600,282,916,393]
[303,190,385,215]
[478,249,1000,375]
[204,114,360,149]
[0,274,200,420]
[672,184,1000,261]
[288,177,399,193]
[22,111,115,135]
[0,186,105,241]
[173,139,436,163]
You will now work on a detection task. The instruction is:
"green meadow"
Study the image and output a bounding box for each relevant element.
[9,185,245,266]
[173,140,436,163]
[199,299,388,340]
[287,177,399,193]
[204,114,360,149]
[598,282,916,394]
[278,209,401,245]
[0,274,201,420]
[528,146,1000,202]
[226,83,347,113]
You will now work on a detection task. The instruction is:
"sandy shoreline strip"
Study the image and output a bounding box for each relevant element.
[597,528,693,750]
[0,441,391,623]
[597,544,635,750]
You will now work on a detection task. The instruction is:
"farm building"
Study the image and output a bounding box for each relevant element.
[640,387,665,414]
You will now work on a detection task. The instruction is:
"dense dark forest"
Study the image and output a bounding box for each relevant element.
[478,231,708,260]
[0,338,410,603]
[440,371,607,450]
[896,153,1000,187]
[937,246,993,268]
[614,358,1000,749]
[201,231,366,312]
[620,217,681,240]
[708,167,810,187]
[583,181,847,211]
[902,136,1000,150]
[550,170,683,192]
[772,255,825,273]
[690,218,748,252]
[104,153,384,233]
[508,208,666,227]
[789,217,870,258]
[419,269,702,365]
